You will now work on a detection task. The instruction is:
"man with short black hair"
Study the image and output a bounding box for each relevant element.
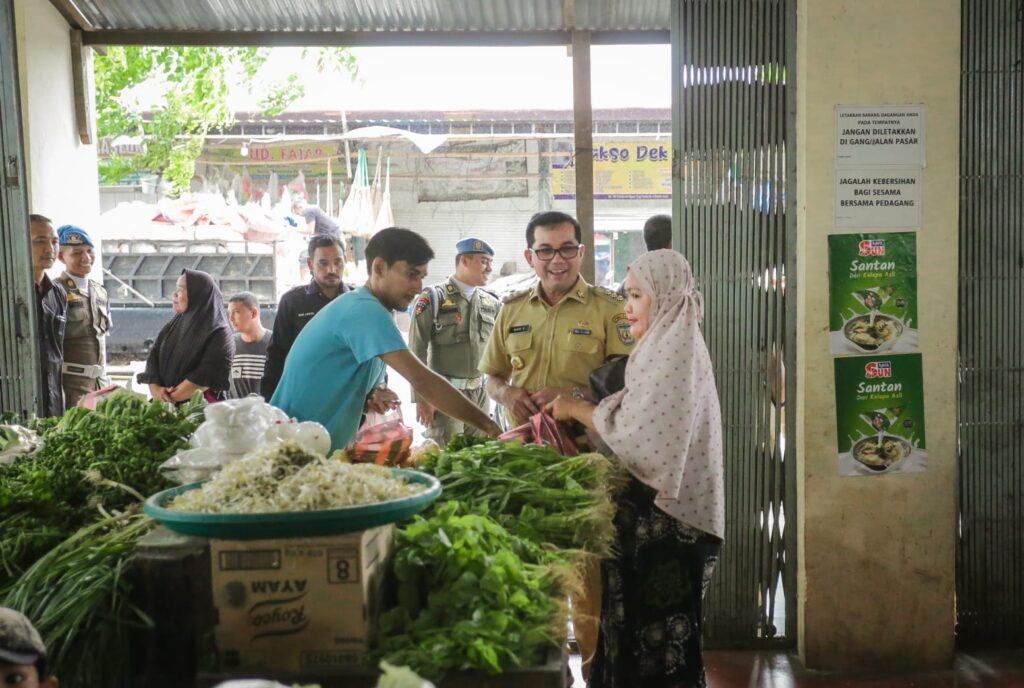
[227,292,271,399]
[29,214,67,417]
[478,211,631,675]
[642,213,673,251]
[261,234,352,400]
[271,227,501,452]
[480,210,633,427]
[0,606,59,688]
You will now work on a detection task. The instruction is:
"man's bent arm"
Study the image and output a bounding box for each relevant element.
[383,350,500,437]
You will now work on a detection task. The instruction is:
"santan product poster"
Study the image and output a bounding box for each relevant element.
[834,354,927,477]
[828,232,919,355]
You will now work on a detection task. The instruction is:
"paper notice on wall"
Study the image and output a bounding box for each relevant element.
[835,105,926,168]
[834,169,921,228]
[834,354,927,477]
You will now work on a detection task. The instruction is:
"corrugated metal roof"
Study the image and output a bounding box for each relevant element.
[66,0,669,34]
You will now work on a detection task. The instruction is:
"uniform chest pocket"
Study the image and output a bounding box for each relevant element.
[479,310,496,337]
[435,313,459,330]
[508,330,532,353]
[66,301,88,322]
[561,333,600,355]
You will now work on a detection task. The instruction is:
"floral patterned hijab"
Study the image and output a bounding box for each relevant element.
[593,250,725,538]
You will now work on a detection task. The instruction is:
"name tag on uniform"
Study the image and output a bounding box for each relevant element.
[509,324,531,334]
[571,328,592,336]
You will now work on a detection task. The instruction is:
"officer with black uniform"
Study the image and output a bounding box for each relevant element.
[408,238,500,446]
[29,214,67,417]
[56,225,112,408]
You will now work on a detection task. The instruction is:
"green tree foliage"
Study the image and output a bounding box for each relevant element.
[94,46,357,195]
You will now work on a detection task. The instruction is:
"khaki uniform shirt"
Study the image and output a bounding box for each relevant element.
[478,276,634,391]
[60,272,112,405]
[408,277,500,402]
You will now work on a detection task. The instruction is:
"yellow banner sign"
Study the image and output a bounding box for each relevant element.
[551,140,671,199]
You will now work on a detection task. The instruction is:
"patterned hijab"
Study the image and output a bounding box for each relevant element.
[593,250,725,538]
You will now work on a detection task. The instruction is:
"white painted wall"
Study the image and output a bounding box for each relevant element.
[15,0,100,235]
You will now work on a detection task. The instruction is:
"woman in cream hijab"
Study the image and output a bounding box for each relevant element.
[549,249,724,687]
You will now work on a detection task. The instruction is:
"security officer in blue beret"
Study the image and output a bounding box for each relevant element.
[57,225,112,407]
[408,237,500,446]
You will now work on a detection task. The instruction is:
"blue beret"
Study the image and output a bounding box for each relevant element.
[57,225,94,247]
[455,237,494,256]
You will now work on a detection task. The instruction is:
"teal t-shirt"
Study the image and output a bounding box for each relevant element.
[270,287,407,452]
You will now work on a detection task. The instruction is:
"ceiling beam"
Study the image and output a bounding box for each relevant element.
[78,29,668,48]
[47,0,93,31]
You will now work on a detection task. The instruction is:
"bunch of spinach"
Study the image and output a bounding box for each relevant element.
[376,502,569,680]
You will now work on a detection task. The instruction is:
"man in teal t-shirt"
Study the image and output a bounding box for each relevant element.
[271,227,501,452]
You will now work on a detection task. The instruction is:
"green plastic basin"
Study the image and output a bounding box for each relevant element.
[143,468,440,540]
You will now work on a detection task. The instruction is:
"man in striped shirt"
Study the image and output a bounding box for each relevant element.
[227,292,272,399]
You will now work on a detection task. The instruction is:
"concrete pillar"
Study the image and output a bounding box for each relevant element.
[796,0,959,671]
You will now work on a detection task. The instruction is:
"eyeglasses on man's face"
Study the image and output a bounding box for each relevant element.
[531,244,583,261]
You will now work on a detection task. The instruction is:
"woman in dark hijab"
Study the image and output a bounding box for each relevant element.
[137,269,234,403]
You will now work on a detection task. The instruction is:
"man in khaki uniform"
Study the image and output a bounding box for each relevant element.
[479,211,634,427]
[478,211,632,676]
[409,238,499,446]
[57,225,112,407]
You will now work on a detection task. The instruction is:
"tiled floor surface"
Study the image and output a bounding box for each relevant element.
[704,650,1024,687]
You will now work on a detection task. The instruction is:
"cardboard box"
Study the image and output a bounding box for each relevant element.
[209,526,393,675]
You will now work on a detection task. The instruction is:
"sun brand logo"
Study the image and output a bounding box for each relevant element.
[858,239,886,256]
[864,361,892,378]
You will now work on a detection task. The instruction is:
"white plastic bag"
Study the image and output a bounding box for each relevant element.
[160,397,329,484]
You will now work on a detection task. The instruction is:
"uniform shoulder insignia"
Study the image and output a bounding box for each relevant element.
[413,291,431,317]
[593,285,625,303]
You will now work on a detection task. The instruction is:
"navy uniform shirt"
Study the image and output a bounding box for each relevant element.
[260,279,351,400]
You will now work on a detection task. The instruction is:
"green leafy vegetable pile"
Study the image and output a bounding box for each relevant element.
[377,440,626,679]
[418,440,627,555]
[0,390,205,688]
[0,391,204,588]
[376,502,575,680]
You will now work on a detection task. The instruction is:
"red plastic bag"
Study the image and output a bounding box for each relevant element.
[498,411,579,456]
[347,410,414,465]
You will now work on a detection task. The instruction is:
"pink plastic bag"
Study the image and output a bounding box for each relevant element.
[76,384,122,410]
[498,411,580,456]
